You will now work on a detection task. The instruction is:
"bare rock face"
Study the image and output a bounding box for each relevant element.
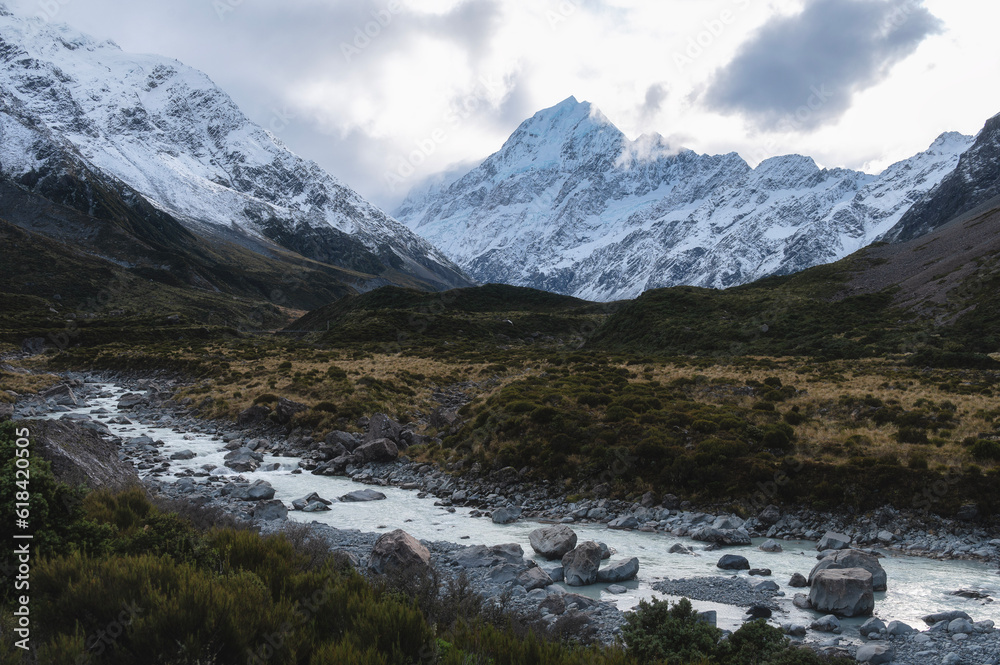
[27,419,140,491]
[561,541,603,586]
[808,568,875,617]
[368,530,431,575]
[817,531,851,551]
[528,525,578,560]
[809,549,887,592]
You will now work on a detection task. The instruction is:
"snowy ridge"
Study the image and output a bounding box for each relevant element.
[0,8,469,289]
[397,97,973,301]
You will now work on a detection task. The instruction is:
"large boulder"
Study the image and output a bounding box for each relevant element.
[273,398,308,425]
[809,549,887,591]
[596,557,639,583]
[25,419,140,491]
[365,413,403,445]
[232,480,276,501]
[717,555,751,571]
[252,500,288,521]
[691,526,752,546]
[817,531,851,551]
[368,530,431,575]
[224,447,264,473]
[353,438,399,464]
[491,507,521,524]
[528,525,578,560]
[292,492,333,510]
[758,504,781,525]
[517,565,554,591]
[237,404,271,427]
[0,402,13,422]
[41,383,78,407]
[808,568,874,617]
[561,541,603,586]
[325,430,360,452]
[339,489,387,502]
[922,610,971,626]
[116,392,146,410]
[855,645,893,664]
[452,544,525,568]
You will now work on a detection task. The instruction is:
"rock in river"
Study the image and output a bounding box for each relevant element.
[528,525,578,560]
[562,541,603,586]
[809,549,887,592]
[596,557,639,583]
[717,555,751,571]
[340,489,387,502]
[808,568,874,617]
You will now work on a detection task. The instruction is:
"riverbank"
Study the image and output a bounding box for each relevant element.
[10,370,1000,661]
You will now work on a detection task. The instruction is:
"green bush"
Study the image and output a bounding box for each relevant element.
[621,597,719,664]
[970,439,1000,461]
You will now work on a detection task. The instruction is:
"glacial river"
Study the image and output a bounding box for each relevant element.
[40,383,1000,639]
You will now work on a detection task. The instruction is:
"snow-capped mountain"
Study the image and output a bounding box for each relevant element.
[397,96,973,301]
[0,6,470,291]
[883,112,1000,243]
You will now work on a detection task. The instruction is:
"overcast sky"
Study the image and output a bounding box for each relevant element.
[8,0,1000,211]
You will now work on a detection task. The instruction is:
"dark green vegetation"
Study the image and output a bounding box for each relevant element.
[621,599,846,665]
[0,422,848,665]
[287,283,614,353]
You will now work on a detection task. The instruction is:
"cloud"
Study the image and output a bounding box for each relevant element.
[703,0,943,131]
[640,82,668,122]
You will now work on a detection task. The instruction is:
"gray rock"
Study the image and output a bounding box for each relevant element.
[302,501,331,512]
[353,438,399,464]
[292,492,333,510]
[452,544,525,568]
[237,404,271,426]
[793,593,813,610]
[517,565,554,591]
[561,541,603,586]
[810,614,841,632]
[691,526,752,546]
[808,568,874,617]
[491,507,521,524]
[885,620,912,636]
[859,618,885,637]
[547,566,564,583]
[339,489,387,502]
[809,549,888,592]
[608,515,639,530]
[922,610,971,626]
[273,398,308,425]
[252,500,288,521]
[758,505,782,525]
[782,623,807,637]
[233,480,275,501]
[817,531,851,551]
[717,554,751,571]
[669,543,694,555]
[759,539,783,553]
[116,392,146,410]
[854,644,893,664]
[754,580,780,592]
[606,584,627,594]
[0,402,13,422]
[948,618,974,634]
[28,419,140,491]
[596,557,639,583]
[528,525,578,560]
[325,430,360,452]
[749,568,772,577]
[170,449,197,461]
[368,530,431,575]
[224,447,264,473]
[365,413,404,445]
[955,503,979,521]
[789,573,808,588]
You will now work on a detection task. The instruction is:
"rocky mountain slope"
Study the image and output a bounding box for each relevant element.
[0,5,471,292]
[883,112,1000,243]
[397,96,974,301]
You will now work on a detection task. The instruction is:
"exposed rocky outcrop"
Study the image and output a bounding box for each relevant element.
[27,419,139,491]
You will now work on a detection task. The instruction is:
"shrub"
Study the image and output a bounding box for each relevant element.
[970,439,1000,461]
[621,597,720,665]
[896,427,929,445]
